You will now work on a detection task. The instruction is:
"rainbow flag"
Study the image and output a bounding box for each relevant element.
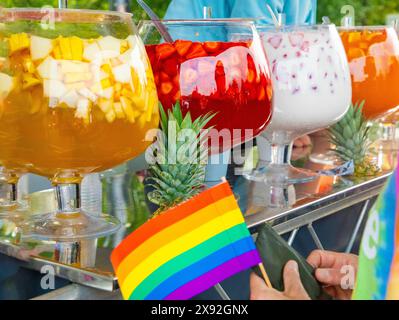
[111,181,261,300]
[353,165,399,300]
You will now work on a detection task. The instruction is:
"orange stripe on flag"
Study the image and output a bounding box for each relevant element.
[116,195,238,284]
[111,182,232,269]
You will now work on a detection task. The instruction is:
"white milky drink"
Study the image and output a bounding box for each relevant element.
[259,24,352,143]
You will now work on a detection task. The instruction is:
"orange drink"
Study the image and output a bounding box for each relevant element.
[340,27,399,119]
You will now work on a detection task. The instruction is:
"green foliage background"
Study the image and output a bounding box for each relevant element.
[1,0,399,25]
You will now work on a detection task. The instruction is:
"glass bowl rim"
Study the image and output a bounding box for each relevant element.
[139,18,259,26]
[337,25,396,31]
[256,23,336,30]
[0,7,133,20]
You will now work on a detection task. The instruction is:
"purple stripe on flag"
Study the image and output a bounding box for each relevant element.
[165,250,261,300]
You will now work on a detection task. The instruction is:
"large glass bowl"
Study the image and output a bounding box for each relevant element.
[248,24,351,185]
[339,26,399,120]
[0,8,159,241]
[138,19,273,154]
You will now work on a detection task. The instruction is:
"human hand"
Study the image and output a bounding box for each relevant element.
[250,260,310,300]
[307,250,358,300]
[293,135,312,148]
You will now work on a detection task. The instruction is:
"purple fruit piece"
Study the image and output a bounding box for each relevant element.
[324,72,328,78]
[283,53,288,59]
[289,32,304,47]
[268,35,283,49]
[296,51,301,57]
[312,85,318,91]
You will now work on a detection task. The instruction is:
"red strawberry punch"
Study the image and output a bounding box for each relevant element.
[146,40,273,153]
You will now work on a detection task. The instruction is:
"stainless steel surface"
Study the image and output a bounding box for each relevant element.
[0,146,395,299]
[32,284,122,300]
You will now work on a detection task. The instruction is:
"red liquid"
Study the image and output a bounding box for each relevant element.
[146,40,273,152]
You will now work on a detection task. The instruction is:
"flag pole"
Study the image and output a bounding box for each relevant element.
[258,263,273,288]
[214,283,231,300]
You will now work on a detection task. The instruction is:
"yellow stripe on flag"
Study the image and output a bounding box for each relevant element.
[116,195,237,282]
[119,208,244,299]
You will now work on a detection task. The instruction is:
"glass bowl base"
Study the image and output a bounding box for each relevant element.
[22,211,121,242]
[243,163,318,185]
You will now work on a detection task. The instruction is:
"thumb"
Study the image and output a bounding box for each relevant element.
[283,260,309,300]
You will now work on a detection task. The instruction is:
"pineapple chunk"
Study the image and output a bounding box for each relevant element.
[101,78,113,89]
[65,82,86,91]
[29,86,43,114]
[43,79,67,99]
[83,42,102,62]
[98,99,113,113]
[145,92,158,122]
[23,58,36,74]
[60,90,79,108]
[78,87,97,103]
[64,72,92,84]
[120,96,135,123]
[75,98,91,122]
[105,109,116,123]
[98,87,114,99]
[37,57,61,80]
[56,37,84,61]
[112,63,131,84]
[22,74,41,90]
[59,60,90,74]
[97,36,121,59]
[9,33,30,55]
[113,102,125,119]
[30,36,53,60]
[0,73,14,98]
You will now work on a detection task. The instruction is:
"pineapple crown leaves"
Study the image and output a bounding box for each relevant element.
[329,101,380,177]
[146,101,216,212]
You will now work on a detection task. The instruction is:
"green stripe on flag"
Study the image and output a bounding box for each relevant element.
[130,223,250,299]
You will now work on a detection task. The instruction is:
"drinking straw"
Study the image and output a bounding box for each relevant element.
[265,4,280,28]
[136,0,173,43]
[58,0,68,8]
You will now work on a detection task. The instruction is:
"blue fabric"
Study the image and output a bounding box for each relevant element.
[164,0,317,25]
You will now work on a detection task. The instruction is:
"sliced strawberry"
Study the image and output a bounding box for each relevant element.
[257,86,266,101]
[162,58,178,77]
[215,60,225,77]
[204,41,221,53]
[174,40,192,57]
[156,43,176,61]
[160,71,171,82]
[185,43,207,60]
[161,81,174,95]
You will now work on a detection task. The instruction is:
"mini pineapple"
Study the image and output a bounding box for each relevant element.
[329,101,380,177]
[147,102,215,213]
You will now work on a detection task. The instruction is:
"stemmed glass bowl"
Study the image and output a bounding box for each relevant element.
[0,8,159,241]
[138,19,273,155]
[248,24,352,185]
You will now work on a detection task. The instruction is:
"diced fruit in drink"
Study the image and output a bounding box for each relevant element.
[175,40,192,56]
[97,36,121,59]
[78,88,97,102]
[289,33,304,47]
[37,57,61,80]
[113,102,125,119]
[182,68,198,84]
[267,35,283,49]
[64,72,92,83]
[55,36,84,61]
[75,98,91,122]
[0,73,14,98]
[204,42,221,53]
[60,89,80,108]
[30,36,53,60]
[185,43,207,59]
[83,42,102,62]
[120,96,136,122]
[161,82,173,95]
[112,63,131,83]
[348,32,362,44]
[105,109,116,123]
[9,33,30,55]
[348,48,365,60]
[43,79,67,99]
[60,60,90,74]
[22,73,41,90]
[156,43,176,61]
[98,99,113,113]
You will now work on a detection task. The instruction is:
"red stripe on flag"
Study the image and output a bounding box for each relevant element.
[111,182,233,269]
